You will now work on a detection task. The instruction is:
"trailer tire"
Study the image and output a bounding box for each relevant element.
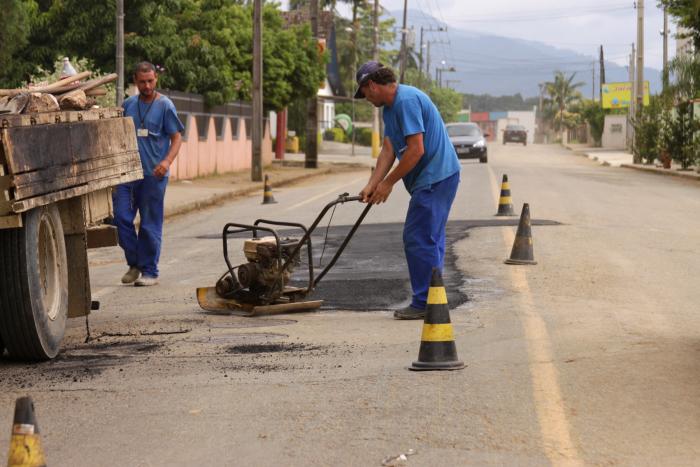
[0,205,68,360]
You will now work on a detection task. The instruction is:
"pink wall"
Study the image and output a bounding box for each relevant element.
[171,117,273,180]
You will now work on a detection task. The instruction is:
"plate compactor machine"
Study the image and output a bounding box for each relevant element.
[196,193,371,316]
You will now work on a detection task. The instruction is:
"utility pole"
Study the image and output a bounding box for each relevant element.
[628,43,636,153]
[629,43,636,118]
[662,6,669,91]
[419,26,446,87]
[591,62,595,100]
[599,45,606,105]
[419,26,424,85]
[251,0,263,181]
[426,41,431,79]
[399,0,408,83]
[306,0,319,169]
[116,0,124,106]
[371,0,380,158]
[636,0,645,110]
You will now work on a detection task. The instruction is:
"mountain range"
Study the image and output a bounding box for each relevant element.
[389,9,662,99]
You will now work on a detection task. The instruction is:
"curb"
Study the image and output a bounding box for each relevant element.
[620,163,700,181]
[164,167,337,219]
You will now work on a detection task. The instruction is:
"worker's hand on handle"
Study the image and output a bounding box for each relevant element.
[359,182,377,203]
[368,180,393,204]
[153,159,171,178]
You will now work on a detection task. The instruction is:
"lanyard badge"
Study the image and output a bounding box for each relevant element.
[136,93,157,137]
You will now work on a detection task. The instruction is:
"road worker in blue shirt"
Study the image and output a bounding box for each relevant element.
[113,62,184,287]
[356,62,460,320]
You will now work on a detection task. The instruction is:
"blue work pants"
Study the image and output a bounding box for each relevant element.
[403,172,460,310]
[112,176,168,277]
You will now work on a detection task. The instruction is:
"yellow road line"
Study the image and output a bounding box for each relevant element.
[488,168,582,465]
[286,176,367,211]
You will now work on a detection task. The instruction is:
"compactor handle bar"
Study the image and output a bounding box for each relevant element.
[254,193,371,290]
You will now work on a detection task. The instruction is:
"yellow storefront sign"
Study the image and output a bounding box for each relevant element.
[602,81,650,109]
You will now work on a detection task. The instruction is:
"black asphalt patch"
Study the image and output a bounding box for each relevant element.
[198,218,560,312]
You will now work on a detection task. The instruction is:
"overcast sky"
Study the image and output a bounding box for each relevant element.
[281,0,678,70]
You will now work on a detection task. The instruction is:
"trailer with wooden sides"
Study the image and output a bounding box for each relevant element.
[0,108,142,360]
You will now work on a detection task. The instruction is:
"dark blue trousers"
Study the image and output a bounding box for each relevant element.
[113,176,168,278]
[403,172,460,310]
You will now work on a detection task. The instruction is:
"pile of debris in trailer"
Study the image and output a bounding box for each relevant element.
[0,59,117,114]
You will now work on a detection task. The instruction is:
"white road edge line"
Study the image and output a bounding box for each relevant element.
[488,167,582,465]
[286,176,368,211]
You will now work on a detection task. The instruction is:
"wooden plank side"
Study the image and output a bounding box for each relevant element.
[72,117,137,167]
[2,116,138,175]
[2,124,74,174]
[12,150,138,185]
[10,170,141,213]
[0,108,123,128]
[13,158,141,199]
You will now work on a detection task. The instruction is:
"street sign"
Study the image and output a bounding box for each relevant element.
[602,81,650,109]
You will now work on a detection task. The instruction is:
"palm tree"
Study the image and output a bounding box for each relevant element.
[545,71,585,137]
[666,53,700,102]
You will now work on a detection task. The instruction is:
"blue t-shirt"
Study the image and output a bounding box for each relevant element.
[383,84,460,193]
[123,94,184,177]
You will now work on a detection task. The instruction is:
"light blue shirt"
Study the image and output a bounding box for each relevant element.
[123,94,184,177]
[382,84,460,193]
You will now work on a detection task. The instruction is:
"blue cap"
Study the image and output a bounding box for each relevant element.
[354,61,383,99]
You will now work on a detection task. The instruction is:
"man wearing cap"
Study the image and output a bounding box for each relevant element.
[113,61,184,287]
[356,62,460,320]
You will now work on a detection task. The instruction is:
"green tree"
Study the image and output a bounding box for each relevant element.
[573,99,605,146]
[632,96,663,164]
[0,0,37,87]
[665,52,700,102]
[428,86,461,123]
[545,71,585,135]
[0,1,325,110]
[660,0,700,50]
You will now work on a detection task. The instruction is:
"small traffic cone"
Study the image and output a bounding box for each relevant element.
[261,174,277,204]
[409,268,465,371]
[495,174,515,216]
[7,396,47,467]
[505,203,537,265]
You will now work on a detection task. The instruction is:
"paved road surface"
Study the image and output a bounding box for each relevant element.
[1,143,699,465]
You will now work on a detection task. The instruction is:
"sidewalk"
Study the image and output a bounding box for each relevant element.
[164,143,373,219]
[565,144,700,181]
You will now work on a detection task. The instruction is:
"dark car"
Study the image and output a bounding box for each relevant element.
[446,123,487,163]
[503,124,528,145]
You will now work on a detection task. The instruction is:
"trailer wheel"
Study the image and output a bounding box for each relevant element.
[0,205,68,360]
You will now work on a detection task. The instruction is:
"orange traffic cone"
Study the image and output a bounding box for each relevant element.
[7,396,47,467]
[409,268,465,371]
[495,174,515,216]
[505,203,537,265]
[261,174,277,204]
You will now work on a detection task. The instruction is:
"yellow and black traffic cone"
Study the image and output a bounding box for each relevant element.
[505,203,537,265]
[495,174,515,216]
[261,174,277,204]
[7,396,47,467]
[410,268,465,371]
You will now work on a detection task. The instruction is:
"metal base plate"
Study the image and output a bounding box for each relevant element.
[196,287,323,317]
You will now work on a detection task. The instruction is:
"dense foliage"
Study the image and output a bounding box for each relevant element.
[0,0,326,110]
[660,0,700,50]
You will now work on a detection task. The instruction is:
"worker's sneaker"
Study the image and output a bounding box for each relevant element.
[393,305,426,320]
[134,275,159,287]
[121,267,140,284]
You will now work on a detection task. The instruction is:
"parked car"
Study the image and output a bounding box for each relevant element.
[446,122,488,163]
[503,124,528,145]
